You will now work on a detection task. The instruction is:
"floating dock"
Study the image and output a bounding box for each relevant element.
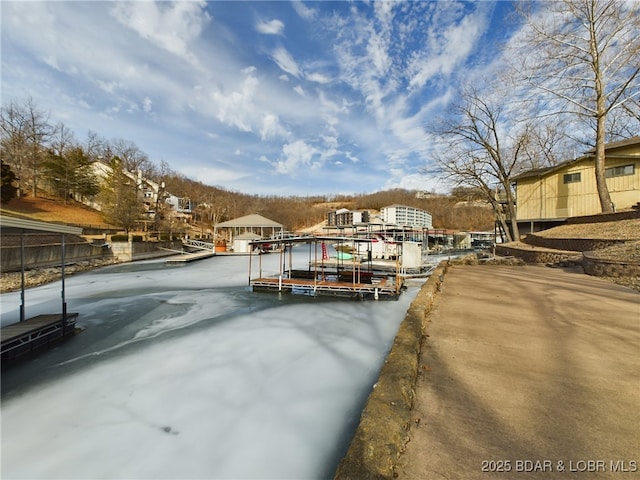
[251,274,398,299]
[166,250,216,264]
[1,313,79,362]
[248,236,404,300]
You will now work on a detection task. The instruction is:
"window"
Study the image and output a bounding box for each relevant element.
[605,164,635,178]
[563,172,581,184]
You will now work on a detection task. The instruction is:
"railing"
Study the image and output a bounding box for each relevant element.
[183,238,215,251]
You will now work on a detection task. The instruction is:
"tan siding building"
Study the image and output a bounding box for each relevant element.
[513,137,640,232]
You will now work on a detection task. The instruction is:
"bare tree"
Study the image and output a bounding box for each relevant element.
[110,138,152,176]
[428,88,542,242]
[84,130,113,162]
[518,0,640,212]
[22,98,53,197]
[521,122,574,169]
[1,100,30,196]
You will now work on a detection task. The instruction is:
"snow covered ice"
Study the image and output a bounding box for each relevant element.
[1,251,420,479]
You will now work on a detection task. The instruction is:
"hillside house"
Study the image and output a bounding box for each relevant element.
[88,162,193,223]
[513,137,640,233]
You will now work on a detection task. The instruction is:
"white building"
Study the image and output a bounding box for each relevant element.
[381,204,433,229]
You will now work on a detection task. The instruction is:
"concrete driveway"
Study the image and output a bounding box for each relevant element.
[397,265,640,480]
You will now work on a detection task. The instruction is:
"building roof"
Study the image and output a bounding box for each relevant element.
[0,215,83,235]
[234,232,263,240]
[216,214,283,228]
[513,136,640,182]
[584,135,640,153]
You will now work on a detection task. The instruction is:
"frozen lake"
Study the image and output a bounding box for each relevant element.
[1,249,422,479]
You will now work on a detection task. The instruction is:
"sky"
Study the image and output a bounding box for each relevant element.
[1,1,521,197]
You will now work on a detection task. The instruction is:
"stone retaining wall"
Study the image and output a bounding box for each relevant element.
[582,252,640,278]
[495,244,580,264]
[334,262,448,480]
[109,241,183,262]
[1,241,183,271]
[523,235,625,252]
[1,243,108,272]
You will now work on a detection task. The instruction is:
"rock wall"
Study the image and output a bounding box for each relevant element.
[582,252,640,278]
[334,262,448,480]
[495,244,580,264]
[1,241,183,272]
[109,240,183,262]
[1,243,108,272]
[523,235,625,252]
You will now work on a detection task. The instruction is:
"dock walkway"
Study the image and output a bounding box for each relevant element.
[251,276,399,299]
[166,251,215,264]
[1,313,79,361]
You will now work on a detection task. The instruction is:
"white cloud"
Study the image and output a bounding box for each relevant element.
[255,19,284,35]
[271,47,301,78]
[212,72,260,132]
[260,113,289,141]
[407,10,486,90]
[180,165,249,185]
[292,1,317,21]
[276,140,317,174]
[110,1,210,67]
[143,97,153,113]
[306,72,331,84]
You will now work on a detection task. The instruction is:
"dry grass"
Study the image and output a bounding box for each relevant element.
[588,240,640,263]
[534,218,640,240]
[1,195,110,226]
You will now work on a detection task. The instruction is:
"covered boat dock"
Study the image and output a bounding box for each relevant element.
[1,216,82,362]
[247,236,405,300]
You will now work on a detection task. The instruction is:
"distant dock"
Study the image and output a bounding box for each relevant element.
[166,250,216,264]
[251,274,399,299]
[1,313,79,363]
[248,236,405,300]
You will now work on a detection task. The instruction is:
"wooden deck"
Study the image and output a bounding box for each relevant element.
[251,276,400,299]
[1,313,79,361]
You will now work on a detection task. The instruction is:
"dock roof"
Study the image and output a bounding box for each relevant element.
[216,214,283,228]
[0,216,83,234]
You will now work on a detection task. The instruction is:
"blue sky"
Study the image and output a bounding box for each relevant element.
[1,1,521,196]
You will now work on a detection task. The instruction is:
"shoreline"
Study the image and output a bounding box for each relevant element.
[2,252,637,294]
[0,258,122,294]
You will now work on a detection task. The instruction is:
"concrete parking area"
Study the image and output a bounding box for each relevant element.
[397,265,639,480]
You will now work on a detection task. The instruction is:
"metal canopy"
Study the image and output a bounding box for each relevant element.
[0,215,83,235]
[1,215,83,326]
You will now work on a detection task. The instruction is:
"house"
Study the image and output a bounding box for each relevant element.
[513,137,640,233]
[88,161,193,223]
[381,204,433,229]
